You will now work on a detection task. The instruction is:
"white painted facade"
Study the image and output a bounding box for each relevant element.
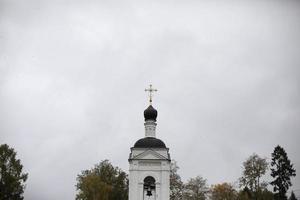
[144,120,157,138]
[128,117,171,200]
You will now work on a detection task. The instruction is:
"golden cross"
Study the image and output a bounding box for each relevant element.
[145,84,157,105]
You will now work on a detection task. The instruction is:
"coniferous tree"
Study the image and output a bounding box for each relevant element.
[0,144,28,200]
[270,145,296,200]
[289,191,297,200]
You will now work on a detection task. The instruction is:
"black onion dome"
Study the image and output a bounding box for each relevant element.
[144,105,157,121]
[134,137,166,148]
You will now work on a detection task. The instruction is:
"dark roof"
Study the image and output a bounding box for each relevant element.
[144,105,157,121]
[134,137,166,148]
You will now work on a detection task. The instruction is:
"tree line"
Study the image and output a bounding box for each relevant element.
[170,145,296,200]
[74,145,297,200]
[0,144,297,200]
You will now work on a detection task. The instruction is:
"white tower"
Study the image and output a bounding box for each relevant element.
[128,85,171,200]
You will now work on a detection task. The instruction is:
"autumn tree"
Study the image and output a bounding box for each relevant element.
[270,145,296,200]
[170,160,184,200]
[76,160,128,200]
[0,144,28,200]
[239,153,268,200]
[183,176,209,200]
[210,182,238,200]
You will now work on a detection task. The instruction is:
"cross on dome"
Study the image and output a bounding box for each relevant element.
[145,84,157,105]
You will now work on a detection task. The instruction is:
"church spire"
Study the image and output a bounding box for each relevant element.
[144,84,158,138]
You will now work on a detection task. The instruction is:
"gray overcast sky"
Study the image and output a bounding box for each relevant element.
[1,0,300,199]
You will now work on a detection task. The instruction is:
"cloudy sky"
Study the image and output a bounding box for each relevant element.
[1,0,300,199]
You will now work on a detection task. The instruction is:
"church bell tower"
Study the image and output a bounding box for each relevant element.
[128,85,171,200]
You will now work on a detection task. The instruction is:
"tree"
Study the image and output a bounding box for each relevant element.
[258,189,274,200]
[238,187,252,200]
[76,172,112,200]
[210,182,238,200]
[170,160,184,200]
[270,145,296,200]
[237,187,273,200]
[289,191,297,200]
[239,153,268,200]
[0,144,28,200]
[183,176,209,200]
[76,160,128,200]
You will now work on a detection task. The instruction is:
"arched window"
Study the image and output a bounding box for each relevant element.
[143,176,156,198]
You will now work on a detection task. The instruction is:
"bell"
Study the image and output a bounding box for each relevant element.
[146,188,152,196]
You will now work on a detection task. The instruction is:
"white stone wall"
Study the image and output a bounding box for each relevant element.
[129,149,170,200]
[144,120,157,137]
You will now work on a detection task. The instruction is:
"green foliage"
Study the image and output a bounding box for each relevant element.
[239,153,268,199]
[238,187,252,200]
[289,191,297,200]
[0,144,28,200]
[270,145,296,200]
[237,187,273,200]
[170,160,184,200]
[210,182,238,200]
[76,160,128,200]
[258,189,274,200]
[183,176,209,200]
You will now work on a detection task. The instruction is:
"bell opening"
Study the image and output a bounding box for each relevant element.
[143,176,156,197]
